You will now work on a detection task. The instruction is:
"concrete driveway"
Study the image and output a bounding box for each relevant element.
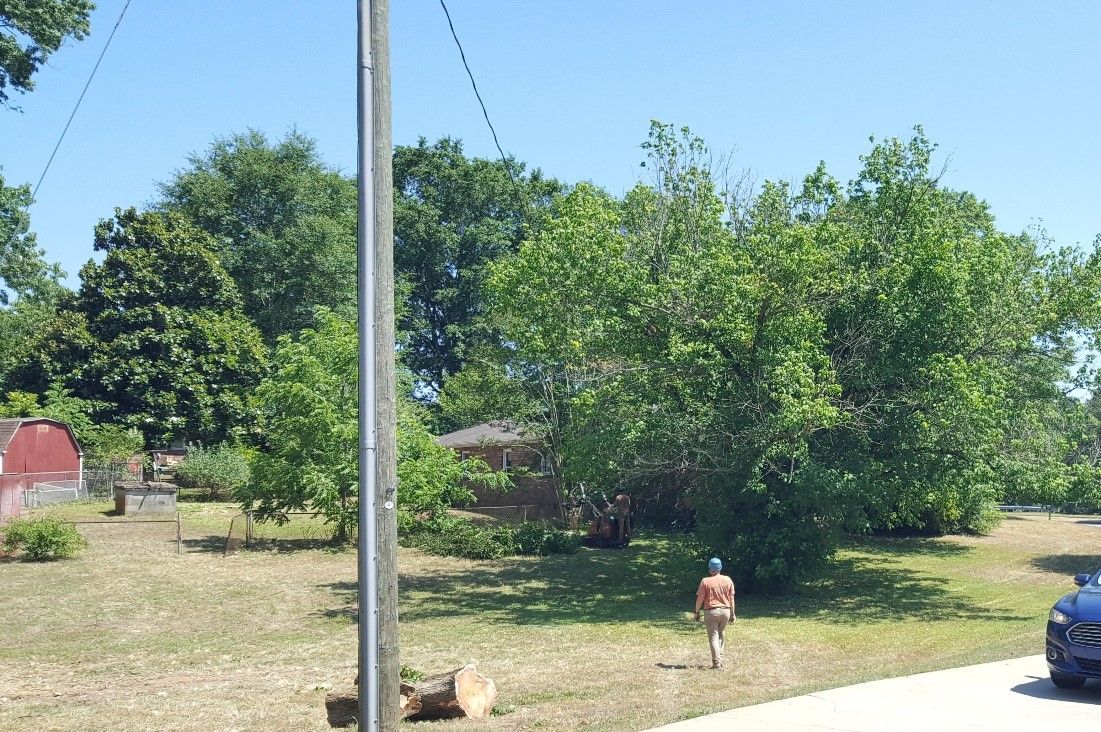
[647,655,1100,731]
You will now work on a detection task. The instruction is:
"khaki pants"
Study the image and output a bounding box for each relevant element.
[704,608,731,668]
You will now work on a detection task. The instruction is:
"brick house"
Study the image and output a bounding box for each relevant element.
[437,421,560,520]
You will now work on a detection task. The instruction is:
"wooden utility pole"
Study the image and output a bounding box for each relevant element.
[357,1,398,731]
[372,0,400,728]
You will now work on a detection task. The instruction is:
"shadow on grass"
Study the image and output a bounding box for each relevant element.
[179,533,352,555]
[1029,555,1101,577]
[319,534,1024,627]
[181,536,229,554]
[246,538,350,553]
[844,535,972,558]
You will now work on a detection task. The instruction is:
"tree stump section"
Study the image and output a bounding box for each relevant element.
[330,664,494,726]
[406,664,497,721]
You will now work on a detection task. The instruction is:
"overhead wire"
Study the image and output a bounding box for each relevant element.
[437,0,521,193]
[33,0,134,200]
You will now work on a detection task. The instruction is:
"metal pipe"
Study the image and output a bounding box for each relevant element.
[357,2,380,731]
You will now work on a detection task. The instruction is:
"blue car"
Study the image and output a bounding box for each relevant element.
[1046,567,1101,688]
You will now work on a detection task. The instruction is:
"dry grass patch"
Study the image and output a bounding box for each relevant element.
[1,506,1097,731]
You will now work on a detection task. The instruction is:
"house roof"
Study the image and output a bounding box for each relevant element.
[0,417,82,455]
[436,421,536,448]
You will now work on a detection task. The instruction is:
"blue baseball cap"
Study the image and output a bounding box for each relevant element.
[708,557,722,571]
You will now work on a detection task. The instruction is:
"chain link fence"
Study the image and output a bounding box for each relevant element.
[21,477,88,508]
[461,504,561,524]
[84,459,142,498]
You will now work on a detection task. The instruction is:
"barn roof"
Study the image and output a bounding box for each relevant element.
[0,418,82,455]
[436,421,536,448]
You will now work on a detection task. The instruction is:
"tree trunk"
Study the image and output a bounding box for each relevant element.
[405,664,497,721]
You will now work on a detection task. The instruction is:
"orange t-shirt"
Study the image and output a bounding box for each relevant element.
[696,574,735,610]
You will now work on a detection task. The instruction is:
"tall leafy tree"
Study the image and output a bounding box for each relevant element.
[243,311,501,540]
[394,137,561,396]
[486,123,1101,588]
[12,208,267,445]
[158,131,358,343]
[0,0,94,109]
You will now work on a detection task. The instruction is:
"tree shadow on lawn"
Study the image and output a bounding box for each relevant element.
[1028,554,1101,577]
[319,535,1024,627]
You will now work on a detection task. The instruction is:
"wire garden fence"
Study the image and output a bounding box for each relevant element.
[224,511,339,555]
[70,512,183,555]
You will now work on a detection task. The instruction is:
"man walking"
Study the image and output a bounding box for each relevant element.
[695,557,736,670]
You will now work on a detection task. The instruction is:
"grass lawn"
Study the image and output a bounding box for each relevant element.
[1,503,1098,732]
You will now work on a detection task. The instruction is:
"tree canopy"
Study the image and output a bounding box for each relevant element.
[481,123,1101,587]
[0,172,66,392]
[159,130,358,344]
[0,0,94,109]
[242,311,502,540]
[12,208,267,445]
[394,137,561,396]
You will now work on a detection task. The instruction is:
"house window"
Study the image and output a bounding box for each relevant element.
[502,449,512,471]
[459,451,470,462]
[539,453,552,475]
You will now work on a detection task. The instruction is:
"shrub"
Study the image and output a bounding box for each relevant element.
[3,517,86,561]
[402,514,517,559]
[174,444,251,499]
[514,520,580,556]
[541,526,581,555]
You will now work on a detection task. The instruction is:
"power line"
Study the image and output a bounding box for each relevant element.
[33,0,134,200]
[437,0,518,190]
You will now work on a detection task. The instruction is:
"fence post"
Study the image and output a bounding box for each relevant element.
[176,510,182,554]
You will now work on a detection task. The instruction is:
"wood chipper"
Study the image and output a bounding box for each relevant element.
[576,492,632,549]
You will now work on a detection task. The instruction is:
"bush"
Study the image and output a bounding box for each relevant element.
[3,517,86,561]
[401,514,579,559]
[174,444,251,499]
[402,514,517,559]
[514,520,580,556]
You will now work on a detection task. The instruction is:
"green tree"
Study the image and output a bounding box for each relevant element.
[242,311,503,540]
[12,208,267,445]
[158,131,358,343]
[394,137,561,396]
[0,0,94,109]
[0,173,67,393]
[486,122,1101,588]
[0,173,63,302]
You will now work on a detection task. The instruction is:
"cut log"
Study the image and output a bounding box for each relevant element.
[400,681,423,719]
[405,664,498,721]
[328,682,422,726]
[340,664,495,723]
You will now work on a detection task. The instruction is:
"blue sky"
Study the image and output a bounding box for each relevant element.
[4,1,1100,288]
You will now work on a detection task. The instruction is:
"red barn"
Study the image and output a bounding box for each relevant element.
[0,418,83,521]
